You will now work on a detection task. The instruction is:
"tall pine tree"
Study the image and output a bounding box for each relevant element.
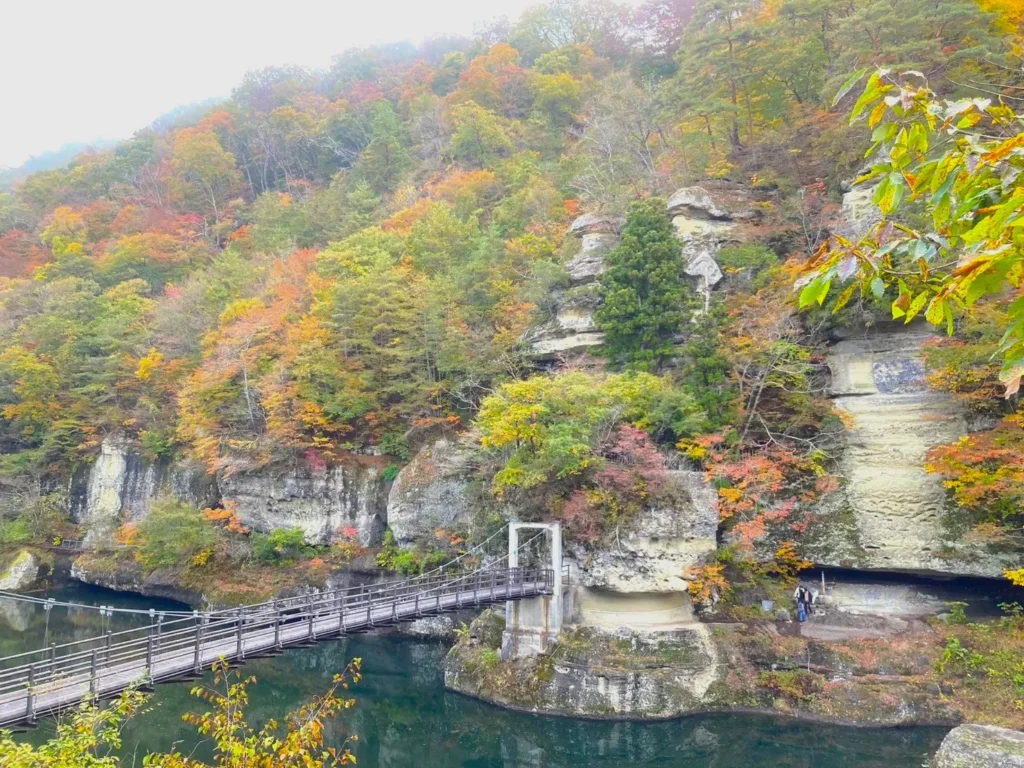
[595,198,688,371]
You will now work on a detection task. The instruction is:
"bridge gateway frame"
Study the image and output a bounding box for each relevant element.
[0,530,557,727]
[503,522,565,659]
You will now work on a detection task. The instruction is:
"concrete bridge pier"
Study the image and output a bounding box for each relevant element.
[501,522,570,660]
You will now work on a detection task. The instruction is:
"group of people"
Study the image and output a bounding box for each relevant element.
[793,584,817,622]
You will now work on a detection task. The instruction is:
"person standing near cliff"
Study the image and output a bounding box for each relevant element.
[794,585,811,622]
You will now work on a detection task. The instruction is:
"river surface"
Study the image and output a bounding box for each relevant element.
[2,582,949,766]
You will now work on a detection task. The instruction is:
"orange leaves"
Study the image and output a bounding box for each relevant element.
[202,502,250,535]
[924,410,1024,520]
[686,562,731,607]
[426,168,500,209]
[115,523,140,546]
[702,439,838,550]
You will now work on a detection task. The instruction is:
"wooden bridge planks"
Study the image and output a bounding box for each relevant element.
[0,580,547,727]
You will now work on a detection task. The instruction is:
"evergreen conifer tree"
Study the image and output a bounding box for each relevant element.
[595,198,688,371]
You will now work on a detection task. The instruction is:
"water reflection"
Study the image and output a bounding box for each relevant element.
[7,585,949,767]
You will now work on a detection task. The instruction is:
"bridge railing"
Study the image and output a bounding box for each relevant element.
[0,565,553,724]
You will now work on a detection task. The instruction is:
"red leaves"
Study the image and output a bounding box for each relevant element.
[559,426,669,542]
[925,412,1024,518]
[702,440,837,550]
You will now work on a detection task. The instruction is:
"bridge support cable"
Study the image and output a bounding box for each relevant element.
[0,524,560,727]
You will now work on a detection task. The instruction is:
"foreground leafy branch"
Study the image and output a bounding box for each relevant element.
[0,658,362,768]
[798,70,1024,394]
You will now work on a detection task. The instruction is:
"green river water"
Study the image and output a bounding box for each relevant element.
[1,583,949,766]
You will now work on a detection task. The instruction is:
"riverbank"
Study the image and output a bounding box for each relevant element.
[444,602,1024,730]
[46,550,1024,730]
[0,580,951,767]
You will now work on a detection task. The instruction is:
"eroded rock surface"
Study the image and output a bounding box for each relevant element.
[814,323,1021,577]
[387,437,473,547]
[568,470,718,593]
[219,462,389,546]
[71,436,217,541]
[527,214,618,358]
[668,182,758,301]
[934,725,1024,768]
[836,177,882,240]
[0,550,41,591]
[447,621,720,719]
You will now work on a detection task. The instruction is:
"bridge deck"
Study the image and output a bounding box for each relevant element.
[0,569,551,727]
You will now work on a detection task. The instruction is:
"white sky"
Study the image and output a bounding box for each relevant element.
[0,0,539,168]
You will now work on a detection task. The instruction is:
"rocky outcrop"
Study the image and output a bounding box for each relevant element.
[447,621,720,719]
[529,186,760,357]
[0,549,42,590]
[70,558,206,606]
[836,174,882,240]
[72,438,392,549]
[934,725,1024,767]
[444,611,961,725]
[219,461,389,546]
[811,322,1021,577]
[568,470,718,594]
[71,436,217,541]
[527,214,619,358]
[386,438,474,547]
[668,181,757,303]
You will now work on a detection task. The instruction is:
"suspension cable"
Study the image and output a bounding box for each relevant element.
[0,590,195,616]
[0,522,549,618]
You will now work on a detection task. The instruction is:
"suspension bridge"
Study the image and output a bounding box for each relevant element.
[0,522,566,727]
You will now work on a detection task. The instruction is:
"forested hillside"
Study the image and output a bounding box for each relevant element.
[1,0,1022,576]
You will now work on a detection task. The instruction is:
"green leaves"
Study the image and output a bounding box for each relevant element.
[797,72,1024,395]
[798,276,832,309]
[595,198,689,371]
[849,70,893,123]
[833,68,868,107]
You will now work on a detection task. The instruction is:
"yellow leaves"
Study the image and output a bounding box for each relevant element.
[1007,568,1024,587]
[218,297,264,326]
[190,547,213,568]
[677,439,707,461]
[706,148,736,179]
[685,562,730,607]
[136,348,164,381]
[868,100,887,129]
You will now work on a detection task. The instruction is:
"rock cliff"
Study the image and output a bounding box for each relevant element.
[526,214,618,358]
[807,322,1020,578]
[70,437,216,541]
[386,437,474,548]
[667,181,756,305]
[527,186,759,358]
[219,461,389,546]
[71,437,391,547]
[567,470,718,595]
[933,725,1024,768]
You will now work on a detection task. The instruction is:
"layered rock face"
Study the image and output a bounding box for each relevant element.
[527,214,619,358]
[933,725,1024,768]
[71,437,393,547]
[815,323,1019,577]
[70,437,216,541]
[386,437,473,548]
[668,182,756,307]
[220,462,389,547]
[446,619,721,719]
[568,470,718,596]
[528,186,758,358]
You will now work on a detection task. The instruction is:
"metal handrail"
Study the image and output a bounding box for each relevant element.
[0,565,555,724]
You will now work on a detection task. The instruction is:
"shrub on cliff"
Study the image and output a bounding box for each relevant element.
[475,370,702,496]
[135,498,217,572]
